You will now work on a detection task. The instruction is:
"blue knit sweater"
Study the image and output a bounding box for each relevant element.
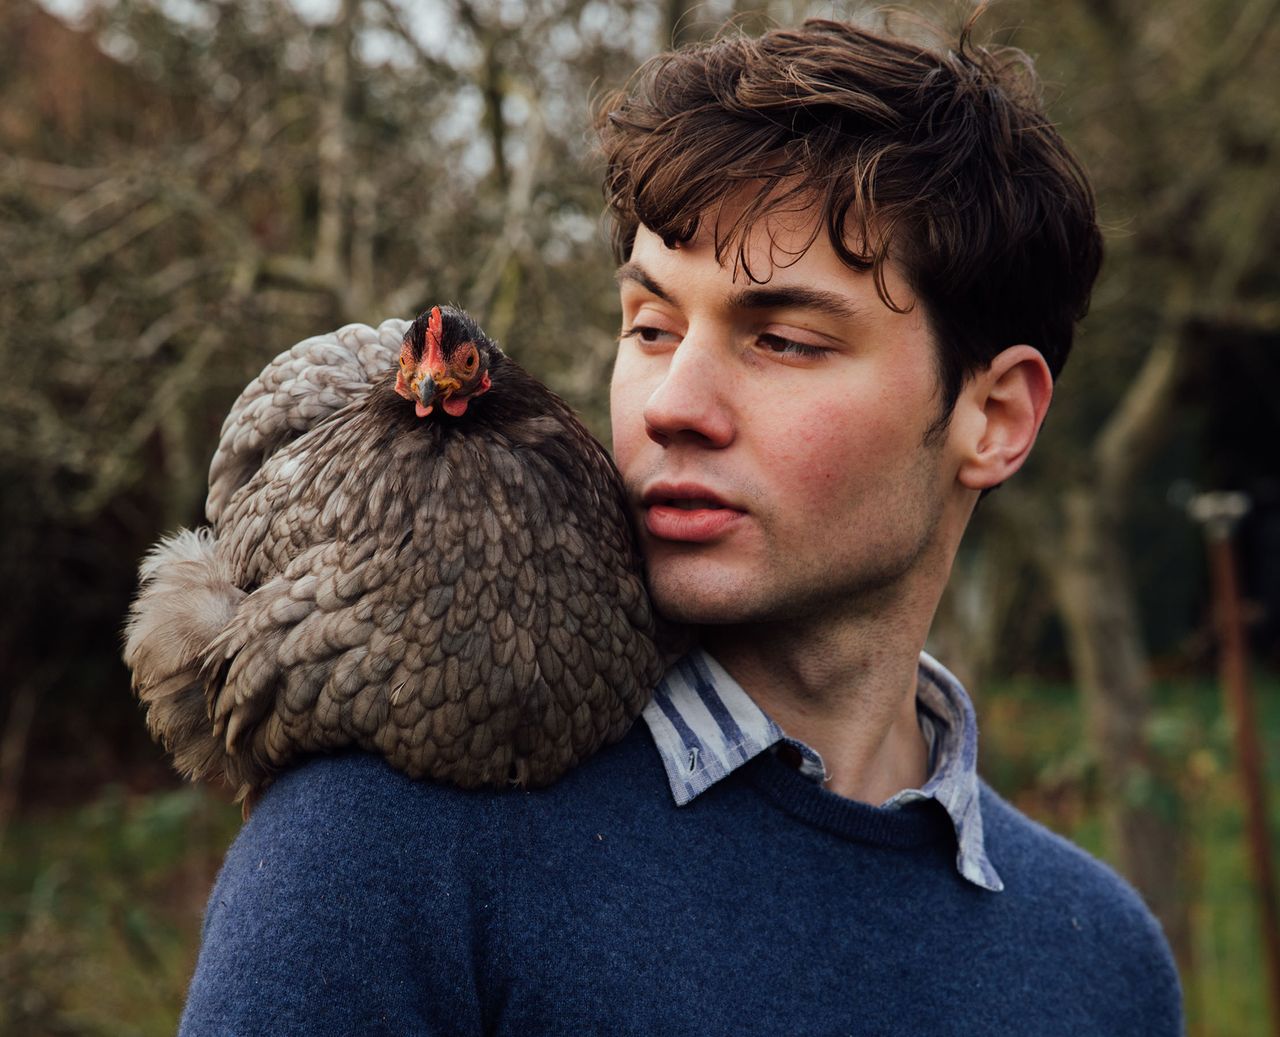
[181,725,1182,1035]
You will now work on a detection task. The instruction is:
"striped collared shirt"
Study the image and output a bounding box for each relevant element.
[641,648,1004,892]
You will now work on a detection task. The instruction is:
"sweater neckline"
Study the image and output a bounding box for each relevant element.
[745,749,952,849]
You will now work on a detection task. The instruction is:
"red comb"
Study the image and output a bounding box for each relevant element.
[424,305,445,368]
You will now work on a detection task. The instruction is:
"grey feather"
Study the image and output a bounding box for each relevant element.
[125,309,662,807]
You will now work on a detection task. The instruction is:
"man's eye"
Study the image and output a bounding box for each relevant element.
[759,333,826,359]
[620,325,674,345]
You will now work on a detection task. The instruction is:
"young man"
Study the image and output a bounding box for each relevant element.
[178,20,1182,1035]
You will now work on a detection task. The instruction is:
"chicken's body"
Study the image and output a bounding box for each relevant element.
[125,311,661,804]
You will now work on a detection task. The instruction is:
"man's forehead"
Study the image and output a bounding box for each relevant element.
[667,181,880,267]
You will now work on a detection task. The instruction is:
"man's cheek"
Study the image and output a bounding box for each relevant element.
[771,423,848,498]
[608,405,642,479]
[608,381,637,466]
[609,371,657,476]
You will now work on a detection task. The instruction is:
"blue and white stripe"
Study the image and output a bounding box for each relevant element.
[642,648,1004,892]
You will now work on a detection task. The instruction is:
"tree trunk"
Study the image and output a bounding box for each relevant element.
[928,518,1039,700]
[1051,485,1192,972]
[314,0,355,290]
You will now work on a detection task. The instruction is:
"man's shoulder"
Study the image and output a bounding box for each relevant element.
[976,780,1182,1016]
[197,724,667,952]
[186,753,527,1033]
[979,779,1151,908]
[248,749,485,847]
[210,752,496,931]
[242,718,665,851]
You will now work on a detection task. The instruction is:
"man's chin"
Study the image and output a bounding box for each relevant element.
[645,560,844,628]
[647,573,763,626]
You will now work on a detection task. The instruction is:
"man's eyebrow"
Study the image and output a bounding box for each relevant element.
[614,262,672,302]
[615,263,866,324]
[728,285,866,323]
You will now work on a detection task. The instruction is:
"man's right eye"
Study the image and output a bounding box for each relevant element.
[620,325,673,344]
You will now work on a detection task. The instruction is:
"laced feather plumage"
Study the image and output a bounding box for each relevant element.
[124,308,662,808]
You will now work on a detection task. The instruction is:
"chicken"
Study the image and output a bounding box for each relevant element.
[124,306,662,806]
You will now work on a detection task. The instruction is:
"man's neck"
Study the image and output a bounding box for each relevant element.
[700,607,932,806]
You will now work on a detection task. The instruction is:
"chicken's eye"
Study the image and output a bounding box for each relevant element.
[464,350,477,370]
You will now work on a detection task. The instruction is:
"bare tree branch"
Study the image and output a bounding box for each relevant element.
[348,173,377,319]
[314,0,357,288]
[0,155,109,190]
[1094,290,1190,496]
[1191,301,1280,335]
[1190,0,1280,99]
[468,82,547,338]
[369,0,463,80]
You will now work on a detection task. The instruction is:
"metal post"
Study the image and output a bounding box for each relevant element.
[1189,492,1280,1035]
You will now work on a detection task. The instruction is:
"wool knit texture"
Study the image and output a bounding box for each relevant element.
[181,726,1182,1035]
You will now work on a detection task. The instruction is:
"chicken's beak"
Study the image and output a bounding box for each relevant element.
[411,368,461,418]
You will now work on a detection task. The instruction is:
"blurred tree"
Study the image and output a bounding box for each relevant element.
[946,0,1280,972]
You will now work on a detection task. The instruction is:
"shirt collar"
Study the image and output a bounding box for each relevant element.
[641,648,1004,892]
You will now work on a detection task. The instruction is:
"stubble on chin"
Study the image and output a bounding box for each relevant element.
[643,558,753,626]
[644,558,842,627]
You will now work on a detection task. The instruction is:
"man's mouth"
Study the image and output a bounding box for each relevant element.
[664,498,724,511]
[640,484,743,543]
[641,483,735,508]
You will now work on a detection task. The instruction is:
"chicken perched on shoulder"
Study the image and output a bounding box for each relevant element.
[124,305,662,810]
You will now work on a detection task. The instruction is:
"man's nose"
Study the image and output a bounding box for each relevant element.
[642,331,734,448]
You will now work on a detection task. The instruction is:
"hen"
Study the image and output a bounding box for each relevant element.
[124,306,662,806]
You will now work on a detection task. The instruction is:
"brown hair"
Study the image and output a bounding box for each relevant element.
[595,16,1103,432]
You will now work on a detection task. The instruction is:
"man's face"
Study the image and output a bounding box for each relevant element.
[609,208,962,626]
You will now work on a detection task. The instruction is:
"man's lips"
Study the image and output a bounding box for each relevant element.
[640,483,745,543]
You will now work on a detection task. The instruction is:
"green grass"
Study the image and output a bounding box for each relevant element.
[0,785,241,1037]
[980,673,1280,1037]
[1,675,1275,1035]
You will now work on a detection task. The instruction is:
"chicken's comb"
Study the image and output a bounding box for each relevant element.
[424,305,445,366]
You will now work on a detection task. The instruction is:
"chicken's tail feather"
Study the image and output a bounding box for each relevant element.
[122,527,245,786]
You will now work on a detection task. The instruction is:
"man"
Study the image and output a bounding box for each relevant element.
[179,18,1182,1035]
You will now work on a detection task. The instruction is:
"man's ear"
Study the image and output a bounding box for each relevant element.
[954,345,1054,491]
